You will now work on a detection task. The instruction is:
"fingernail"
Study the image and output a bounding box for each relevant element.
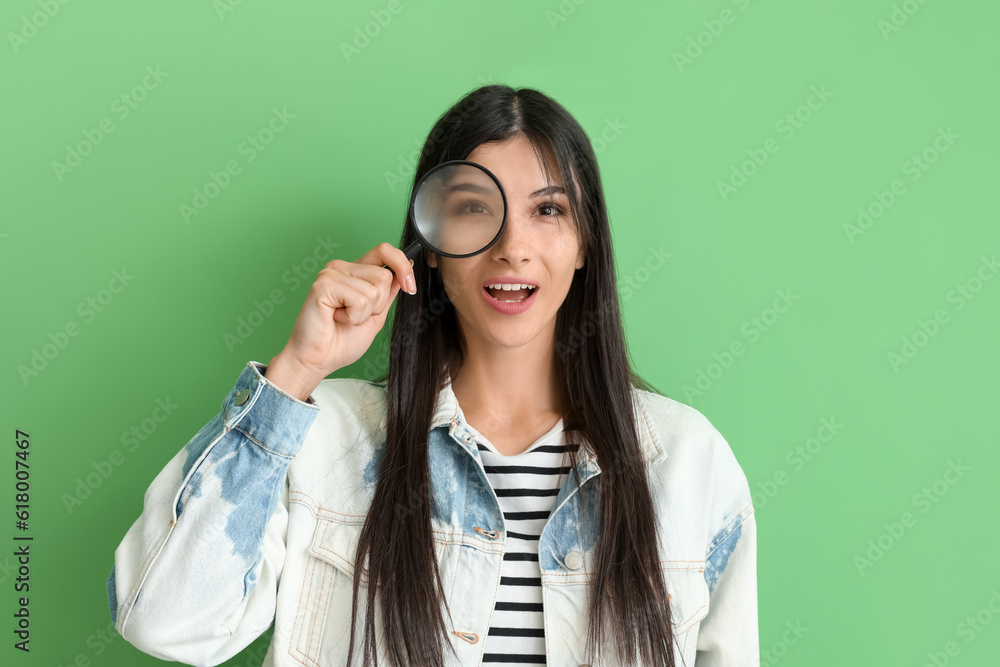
[409,259,414,267]
[405,275,416,294]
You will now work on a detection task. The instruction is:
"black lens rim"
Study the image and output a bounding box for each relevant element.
[408,160,509,259]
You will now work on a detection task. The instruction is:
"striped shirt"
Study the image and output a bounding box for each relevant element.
[464,418,577,666]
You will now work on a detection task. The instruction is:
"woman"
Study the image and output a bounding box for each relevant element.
[107,85,757,667]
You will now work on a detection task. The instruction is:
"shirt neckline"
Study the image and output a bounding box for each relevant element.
[439,377,567,458]
[468,417,566,458]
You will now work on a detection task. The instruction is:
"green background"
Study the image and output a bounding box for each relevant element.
[2,0,998,665]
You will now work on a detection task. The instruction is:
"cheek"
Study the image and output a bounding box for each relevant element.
[543,220,583,258]
[436,263,482,304]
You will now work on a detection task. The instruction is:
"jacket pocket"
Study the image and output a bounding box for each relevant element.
[289,517,370,667]
[662,562,710,663]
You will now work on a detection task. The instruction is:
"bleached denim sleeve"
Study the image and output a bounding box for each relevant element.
[107,360,319,667]
[696,500,758,666]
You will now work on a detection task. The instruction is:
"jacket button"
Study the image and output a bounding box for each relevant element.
[234,388,250,406]
[564,551,583,570]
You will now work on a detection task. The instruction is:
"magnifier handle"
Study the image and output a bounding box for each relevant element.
[383,240,422,275]
[402,240,422,261]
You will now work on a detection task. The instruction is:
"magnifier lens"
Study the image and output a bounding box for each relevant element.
[413,163,505,257]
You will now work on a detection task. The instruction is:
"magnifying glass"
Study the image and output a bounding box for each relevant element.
[399,160,508,261]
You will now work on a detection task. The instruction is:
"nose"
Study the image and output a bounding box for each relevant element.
[489,212,530,265]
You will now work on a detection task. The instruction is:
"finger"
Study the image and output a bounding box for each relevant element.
[330,275,400,328]
[356,242,416,295]
[317,273,381,326]
[371,279,402,328]
[370,271,399,317]
[334,262,398,315]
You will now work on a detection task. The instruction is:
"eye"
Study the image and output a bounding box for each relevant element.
[454,199,492,216]
[536,201,567,217]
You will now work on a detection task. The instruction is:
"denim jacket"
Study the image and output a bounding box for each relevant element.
[108,360,757,667]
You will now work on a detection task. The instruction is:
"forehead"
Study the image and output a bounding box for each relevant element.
[465,137,566,194]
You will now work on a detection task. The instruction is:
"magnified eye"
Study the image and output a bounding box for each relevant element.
[453,199,492,217]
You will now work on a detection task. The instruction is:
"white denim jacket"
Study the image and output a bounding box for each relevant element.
[108,360,757,667]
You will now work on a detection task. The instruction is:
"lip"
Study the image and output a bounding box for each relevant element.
[481,277,539,315]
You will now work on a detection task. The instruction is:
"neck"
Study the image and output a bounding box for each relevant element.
[449,321,563,432]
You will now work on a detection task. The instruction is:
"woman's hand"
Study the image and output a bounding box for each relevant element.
[264,242,416,401]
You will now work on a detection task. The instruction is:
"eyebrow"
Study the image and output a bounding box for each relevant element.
[530,185,566,198]
[446,182,495,195]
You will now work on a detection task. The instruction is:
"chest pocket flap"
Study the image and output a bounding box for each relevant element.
[662,563,710,635]
[307,517,369,585]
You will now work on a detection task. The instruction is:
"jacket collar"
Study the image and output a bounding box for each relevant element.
[428,378,668,468]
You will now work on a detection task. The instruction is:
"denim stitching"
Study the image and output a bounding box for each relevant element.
[120,522,173,634]
[705,502,753,562]
[307,559,330,661]
[231,423,295,459]
[289,556,318,667]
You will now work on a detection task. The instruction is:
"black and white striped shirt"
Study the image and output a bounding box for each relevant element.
[465,418,577,666]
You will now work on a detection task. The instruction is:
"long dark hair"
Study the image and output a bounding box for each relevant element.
[349,84,675,666]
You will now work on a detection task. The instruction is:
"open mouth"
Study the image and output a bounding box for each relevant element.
[483,283,537,303]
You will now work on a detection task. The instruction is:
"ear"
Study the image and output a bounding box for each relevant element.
[426,251,439,269]
[575,250,585,270]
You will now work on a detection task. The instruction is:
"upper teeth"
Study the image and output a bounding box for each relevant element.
[487,283,535,291]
